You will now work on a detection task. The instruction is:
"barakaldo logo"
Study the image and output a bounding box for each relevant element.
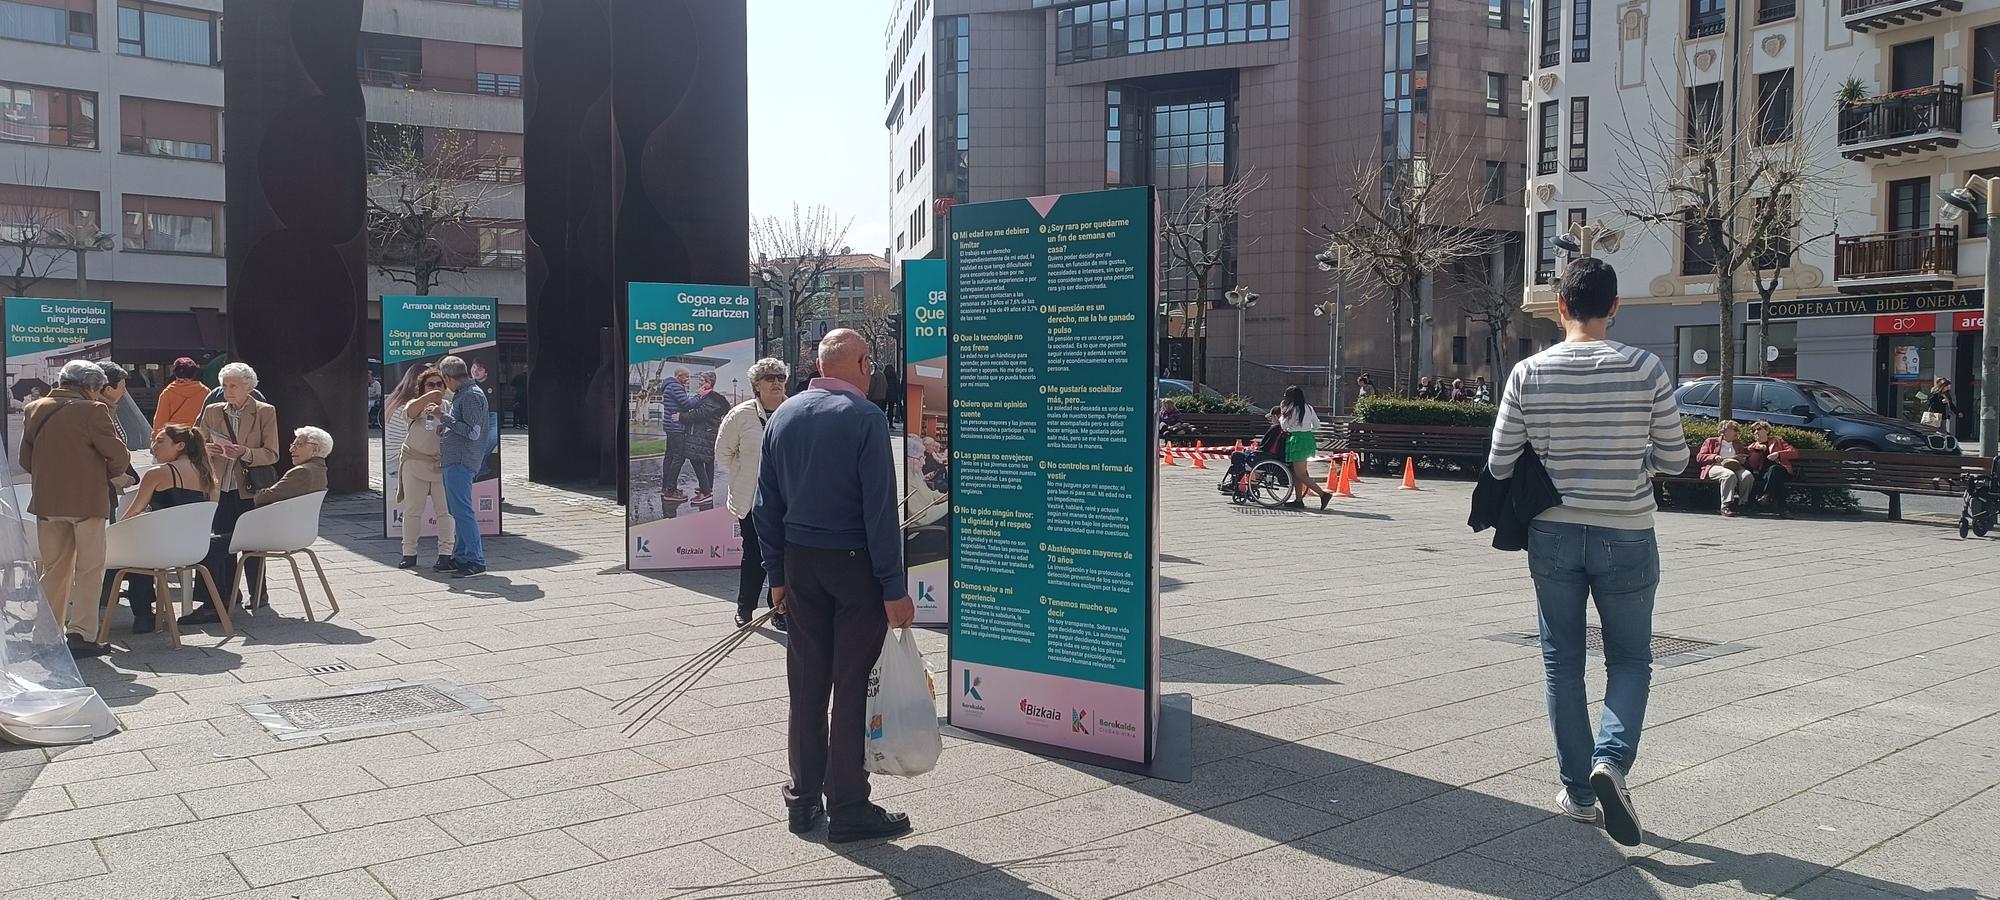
[1071,709,1090,735]
[1097,716,1138,736]
[1018,700,1061,721]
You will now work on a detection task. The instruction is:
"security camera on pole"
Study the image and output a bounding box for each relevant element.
[1938,176,1999,458]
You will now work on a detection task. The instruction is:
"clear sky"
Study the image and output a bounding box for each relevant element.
[747,0,891,257]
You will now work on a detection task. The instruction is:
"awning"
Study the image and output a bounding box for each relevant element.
[112,310,223,354]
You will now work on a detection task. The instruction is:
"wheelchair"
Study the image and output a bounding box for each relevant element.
[1216,451,1294,509]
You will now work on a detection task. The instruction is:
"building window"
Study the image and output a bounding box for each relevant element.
[1682,216,1717,276]
[1519,336,1534,360]
[934,15,970,207]
[1451,336,1467,365]
[1538,0,1560,67]
[1536,101,1559,175]
[1685,83,1723,154]
[1485,73,1505,116]
[1154,87,1234,309]
[1678,325,1721,379]
[0,0,95,49]
[1890,38,1933,93]
[1380,0,1429,199]
[1756,0,1794,24]
[1487,0,1507,28]
[1571,0,1590,62]
[1752,195,1793,269]
[475,221,524,267]
[1974,26,2000,95]
[120,96,218,161]
[1889,177,1929,230]
[1535,211,1557,284]
[122,195,218,255]
[0,185,98,242]
[0,80,97,149]
[475,73,522,97]
[117,2,217,66]
[1743,322,1797,377]
[1971,169,2000,238]
[1484,160,1506,205]
[1567,97,1588,172]
[1689,0,1725,39]
[1056,0,1290,65]
[1754,70,1793,144]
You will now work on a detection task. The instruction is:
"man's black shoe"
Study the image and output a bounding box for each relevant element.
[131,612,156,635]
[827,807,911,844]
[734,612,753,628]
[66,633,109,658]
[451,564,487,578]
[178,605,222,626]
[787,802,824,834]
[433,557,459,573]
[772,614,788,632]
[398,555,418,569]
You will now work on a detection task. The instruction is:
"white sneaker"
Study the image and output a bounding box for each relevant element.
[1555,789,1601,824]
[1590,762,1643,847]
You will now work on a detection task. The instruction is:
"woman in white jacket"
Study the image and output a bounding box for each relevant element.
[714,357,791,628]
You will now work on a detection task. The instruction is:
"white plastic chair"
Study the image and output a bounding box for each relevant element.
[226,491,337,621]
[95,500,224,649]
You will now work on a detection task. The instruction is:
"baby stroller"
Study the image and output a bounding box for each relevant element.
[1956,456,1998,539]
[1217,424,1292,509]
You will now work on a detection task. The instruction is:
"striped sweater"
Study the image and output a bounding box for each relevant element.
[1486,340,1690,529]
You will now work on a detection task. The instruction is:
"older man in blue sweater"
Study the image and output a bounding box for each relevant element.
[430,355,489,578]
[754,328,914,844]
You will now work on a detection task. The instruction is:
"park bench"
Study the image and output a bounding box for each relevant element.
[1347,422,1491,473]
[1169,413,1269,445]
[1654,450,1991,520]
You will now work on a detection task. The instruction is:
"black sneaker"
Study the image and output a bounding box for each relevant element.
[827,806,911,844]
[433,557,459,573]
[451,564,487,578]
[771,614,788,632]
[1590,762,1643,847]
[398,555,418,569]
[131,612,156,635]
[787,802,824,834]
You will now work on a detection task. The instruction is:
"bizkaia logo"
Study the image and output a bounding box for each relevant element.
[1018,700,1061,723]
[1071,709,1090,734]
[675,546,707,557]
[1096,716,1138,737]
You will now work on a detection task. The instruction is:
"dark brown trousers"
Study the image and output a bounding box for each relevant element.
[781,544,888,820]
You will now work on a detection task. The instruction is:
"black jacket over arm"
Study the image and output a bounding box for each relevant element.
[1469,443,1561,551]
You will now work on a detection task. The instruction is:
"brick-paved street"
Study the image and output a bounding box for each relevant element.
[2,434,1996,899]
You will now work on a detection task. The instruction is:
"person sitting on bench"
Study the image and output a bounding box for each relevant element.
[1697,420,1754,517]
[1745,421,1799,518]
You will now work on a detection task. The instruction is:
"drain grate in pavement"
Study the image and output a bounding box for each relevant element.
[1485,627,1750,668]
[242,680,498,740]
[305,663,352,675]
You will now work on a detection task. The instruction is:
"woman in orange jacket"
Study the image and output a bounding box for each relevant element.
[150,357,210,438]
[1746,420,1801,517]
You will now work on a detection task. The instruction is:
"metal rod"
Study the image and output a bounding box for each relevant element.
[1983,199,1998,458]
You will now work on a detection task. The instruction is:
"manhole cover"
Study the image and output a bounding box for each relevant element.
[1483,629,1748,668]
[242,680,497,740]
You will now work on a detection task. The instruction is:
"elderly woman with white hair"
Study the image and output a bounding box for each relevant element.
[714,357,789,629]
[256,426,332,506]
[184,362,280,625]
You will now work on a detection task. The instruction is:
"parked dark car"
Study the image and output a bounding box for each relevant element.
[1674,376,1958,455]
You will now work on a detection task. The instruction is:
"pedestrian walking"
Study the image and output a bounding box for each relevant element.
[150,357,209,438]
[20,360,132,658]
[1277,385,1332,511]
[715,357,789,629]
[395,366,456,571]
[1922,377,1956,432]
[367,372,384,428]
[1356,373,1376,398]
[1697,420,1754,517]
[430,356,489,578]
[1485,257,1688,848]
[754,328,915,844]
[187,363,280,624]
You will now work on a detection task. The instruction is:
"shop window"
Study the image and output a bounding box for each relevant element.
[1744,321,1797,378]
[1677,324,1721,380]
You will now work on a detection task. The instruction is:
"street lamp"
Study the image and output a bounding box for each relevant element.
[1223,285,1259,399]
[1313,247,1348,413]
[757,267,795,377]
[1939,174,1998,457]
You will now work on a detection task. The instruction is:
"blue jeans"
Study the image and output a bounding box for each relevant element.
[443,464,484,567]
[1527,521,1658,804]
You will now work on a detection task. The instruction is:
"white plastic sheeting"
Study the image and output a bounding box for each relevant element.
[0,437,118,746]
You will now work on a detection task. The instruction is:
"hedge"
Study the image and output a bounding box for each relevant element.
[1353,396,1497,428]
[1670,417,1860,515]
[1168,391,1260,414]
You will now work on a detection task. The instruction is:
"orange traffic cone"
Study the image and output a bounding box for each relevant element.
[1163,448,1177,466]
[1400,456,1420,490]
[1191,452,1207,469]
[1347,452,1364,481]
[1337,455,1357,497]
[1323,456,1341,492]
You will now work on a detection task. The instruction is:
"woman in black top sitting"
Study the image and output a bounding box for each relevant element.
[107,424,221,634]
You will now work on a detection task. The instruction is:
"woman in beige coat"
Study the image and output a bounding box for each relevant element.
[184,362,280,624]
[395,366,455,570]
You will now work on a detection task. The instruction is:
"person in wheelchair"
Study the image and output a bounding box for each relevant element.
[1219,421,1286,492]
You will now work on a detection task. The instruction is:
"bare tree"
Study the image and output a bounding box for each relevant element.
[1,158,104,296]
[751,203,852,373]
[1577,60,1845,416]
[1159,170,1266,393]
[1451,251,1528,390]
[1319,143,1506,395]
[366,126,514,296]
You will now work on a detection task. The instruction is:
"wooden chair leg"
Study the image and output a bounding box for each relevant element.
[163,568,184,648]
[96,567,132,644]
[194,566,231,639]
[301,548,339,616]
[283,554,314,622]
[225,552,245,612]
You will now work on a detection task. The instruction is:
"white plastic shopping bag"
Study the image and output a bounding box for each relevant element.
[864,627,941,776]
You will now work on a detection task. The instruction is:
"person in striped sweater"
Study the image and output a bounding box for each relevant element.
[1486,256,1689,848]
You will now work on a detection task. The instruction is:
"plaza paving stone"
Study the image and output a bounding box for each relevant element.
[0,435,1995,899]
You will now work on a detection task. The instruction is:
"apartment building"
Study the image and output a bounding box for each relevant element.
[754,252,894,366]
[0,0,526,402]
[883,0,1556,405]
[1526,0,1998,442]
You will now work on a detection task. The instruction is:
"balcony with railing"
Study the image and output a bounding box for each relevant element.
[1832,226,1959,292]
[360,68,522,98]
[1840,0,1964,32]
[1688,10,1726,38]
[1837,83,1961,160]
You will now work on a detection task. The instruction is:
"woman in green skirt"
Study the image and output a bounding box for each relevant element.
[1278,385,1332,510]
